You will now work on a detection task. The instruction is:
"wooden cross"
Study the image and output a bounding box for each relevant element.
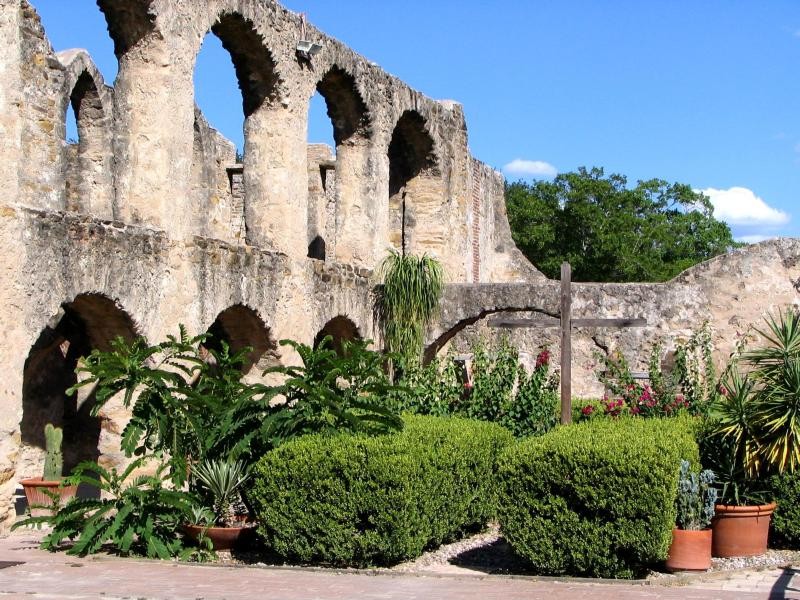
[488,262,646,425]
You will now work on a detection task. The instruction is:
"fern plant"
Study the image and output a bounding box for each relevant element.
[12,457,197,558]
[373,250,444,373]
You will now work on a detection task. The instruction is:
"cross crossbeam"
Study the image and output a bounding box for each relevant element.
[488,262,646,424]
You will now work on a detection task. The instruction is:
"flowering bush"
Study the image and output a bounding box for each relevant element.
[586,324,718,423]
[396,338,559,438]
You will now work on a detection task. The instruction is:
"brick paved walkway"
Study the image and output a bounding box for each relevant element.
[1,531,798,599]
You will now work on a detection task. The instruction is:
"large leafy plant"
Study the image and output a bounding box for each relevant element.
[258,337,403,443]
[68,328,271,484]
[13,457,196,558]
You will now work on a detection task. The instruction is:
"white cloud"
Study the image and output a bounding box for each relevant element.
[698,187,790,227]
[736,234,777,244]
[502,159,557,177]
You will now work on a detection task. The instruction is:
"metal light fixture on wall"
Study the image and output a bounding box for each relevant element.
[296,13,323,61]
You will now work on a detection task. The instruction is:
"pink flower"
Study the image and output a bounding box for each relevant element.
[582,405,594,416]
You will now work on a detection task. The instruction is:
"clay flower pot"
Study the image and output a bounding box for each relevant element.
[665,528,712,571]
[20,477,78,517]
[711,502,776,558]
[183,523,256,551]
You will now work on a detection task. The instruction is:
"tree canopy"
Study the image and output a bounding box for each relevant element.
[505,167,739,282]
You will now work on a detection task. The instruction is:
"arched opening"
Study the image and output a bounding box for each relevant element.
[314,315,361,357]
[306,67,370,262]
[193,14,278,242]
[97,0,157,59]
[387,111,438,256]
[62,69,108,215]
[203,304,279,379]
[20,294,139,482]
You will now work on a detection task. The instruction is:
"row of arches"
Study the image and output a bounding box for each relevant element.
[52,5,444,262]
[19,293,361,484]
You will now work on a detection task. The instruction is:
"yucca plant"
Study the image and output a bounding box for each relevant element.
[373,250,444,373]
[742,307,800,474]
[192,459,249,527]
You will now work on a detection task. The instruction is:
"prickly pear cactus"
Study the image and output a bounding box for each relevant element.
[43,423,63,481]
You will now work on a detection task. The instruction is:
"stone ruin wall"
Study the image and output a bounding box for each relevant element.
[0,0,540,530]
[0,0,797,532]
[436,239,800,398]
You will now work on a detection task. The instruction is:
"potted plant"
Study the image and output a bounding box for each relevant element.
[706,308,800,557]
[20,424,77,516]
[183,458,255,551]
[666,460,717,571]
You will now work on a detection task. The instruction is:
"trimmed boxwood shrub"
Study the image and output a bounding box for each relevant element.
[498,417,699,578]
[250,415,514,566]
[769,472,800,548]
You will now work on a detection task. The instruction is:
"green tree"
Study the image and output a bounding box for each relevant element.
[505,167,739,282]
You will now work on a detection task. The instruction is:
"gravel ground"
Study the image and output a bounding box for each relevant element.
[217,524,800,580]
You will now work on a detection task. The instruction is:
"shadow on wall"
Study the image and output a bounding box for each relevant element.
[19,293,140,510]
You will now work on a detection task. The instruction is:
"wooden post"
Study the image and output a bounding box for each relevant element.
[560,262,572,424]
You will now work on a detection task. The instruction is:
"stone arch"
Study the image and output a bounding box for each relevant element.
[96,0,157,59]
[314,315,361,357]
[20,293,140,479]
[203,304,279,378]
[307,66,371,262]
[56,50,114,219]
[194,11,289,249]
[387,110,441,256]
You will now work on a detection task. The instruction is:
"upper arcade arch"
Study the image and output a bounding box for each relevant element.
[56,50,114,219]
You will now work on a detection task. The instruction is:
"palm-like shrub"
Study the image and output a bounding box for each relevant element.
[742,308,800,474]
[374,250,444,371]
[709,307,800,500]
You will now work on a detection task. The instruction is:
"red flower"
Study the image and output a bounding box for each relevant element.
[535,349,550,369]
[582,405,594,416]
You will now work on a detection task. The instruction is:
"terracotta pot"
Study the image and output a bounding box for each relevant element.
[20,477,78,517]
[712,502,776,558]
[665,528,712,571]
[183,523,256,551]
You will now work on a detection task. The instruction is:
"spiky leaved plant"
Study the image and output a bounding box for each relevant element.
[43,423,63,481]
[374,250,444,373]
[192,459,249,527]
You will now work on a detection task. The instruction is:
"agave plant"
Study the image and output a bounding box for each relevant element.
[192,459,249,527]
[373,250,444,372]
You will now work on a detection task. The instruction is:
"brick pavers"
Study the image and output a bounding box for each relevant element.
[1,531,798,600]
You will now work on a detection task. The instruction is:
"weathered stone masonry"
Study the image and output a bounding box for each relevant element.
[0,0,797,532]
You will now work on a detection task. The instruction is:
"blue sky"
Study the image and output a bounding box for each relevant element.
[34,1,800,241]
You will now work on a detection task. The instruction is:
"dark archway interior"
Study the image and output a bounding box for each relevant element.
[388,111,435,198]
[315,67,369,147]
[97,0,157,58]
[21,294,138,476]
[212,13,278,118]
[204,305,277,375]
[314,315,361,357]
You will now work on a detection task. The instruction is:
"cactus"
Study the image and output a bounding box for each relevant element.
[43,423,63,481]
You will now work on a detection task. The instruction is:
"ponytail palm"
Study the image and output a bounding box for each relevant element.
[374,250,444,371]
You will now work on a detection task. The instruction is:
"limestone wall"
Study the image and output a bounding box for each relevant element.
[1,0,798,534]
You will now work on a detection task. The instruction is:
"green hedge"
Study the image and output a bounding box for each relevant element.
[770,472,800,548]
[498,417,699,578]
[250,415,514,566]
